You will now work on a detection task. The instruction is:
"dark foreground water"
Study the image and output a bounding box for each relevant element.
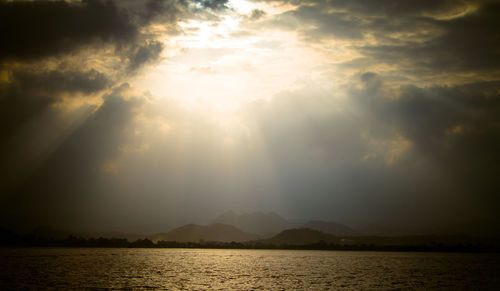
[1,248,499,290]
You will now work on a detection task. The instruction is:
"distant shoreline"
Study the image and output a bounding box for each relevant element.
[2,238,499,253]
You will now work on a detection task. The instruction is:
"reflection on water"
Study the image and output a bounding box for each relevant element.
[1,248,499,289]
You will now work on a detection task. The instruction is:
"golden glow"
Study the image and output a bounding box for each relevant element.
[133,1,329,116]
[229,0,254,14]
[363,133,412,165]
[447,125,465,135]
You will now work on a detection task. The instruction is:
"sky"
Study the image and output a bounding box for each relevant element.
[1,0,499,235]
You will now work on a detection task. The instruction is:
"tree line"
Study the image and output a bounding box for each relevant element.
[1,232,498,253]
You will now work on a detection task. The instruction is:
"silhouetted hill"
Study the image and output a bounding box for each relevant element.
[304,220,360,236]
[151,223,259,243]
[77,231,146,242]
[213,211,292,235]
[3,226,499,252]
[259,228,339,245]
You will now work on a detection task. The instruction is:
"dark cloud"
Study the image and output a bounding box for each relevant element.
[264,0,500,74]
[358,1,500,72]
[127,41,165,72]
[9,69,110,96]
[0,0,182,208]
[308,0,470,17]
[0,0,137,61]
[256,0,471,17]
[262,0,442,40]
[249,9,266,20]
[353,73,500,219]
[193,0,229,10]
[270,5,364,39]
[137,0,188,25]
[0,0,188,72]
[0,68,111,141]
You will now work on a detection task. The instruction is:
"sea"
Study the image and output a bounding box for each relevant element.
[1,248,499,289]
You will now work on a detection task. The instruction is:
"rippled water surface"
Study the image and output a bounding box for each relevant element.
[1,248,499,289]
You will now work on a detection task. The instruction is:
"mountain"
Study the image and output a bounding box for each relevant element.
[259,228,339,245]
[213,211,292,235]
[304,220,360,236]
[150,223,259,243]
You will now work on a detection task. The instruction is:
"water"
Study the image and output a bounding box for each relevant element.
[1,248,499,289]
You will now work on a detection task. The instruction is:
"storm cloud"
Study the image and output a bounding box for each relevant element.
[263,0,500,75]
[0,0,137,61]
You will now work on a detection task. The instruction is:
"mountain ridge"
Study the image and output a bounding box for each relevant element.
[304,220,360,236]
[150,223,259,243]
[214,211,291,236]
[213,211,361,237]
[257,228,339,245]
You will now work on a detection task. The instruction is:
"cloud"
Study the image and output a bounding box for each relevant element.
[8,68,111,95]
[1,0,498,236]
[141,0,186,24]
[262,0,499,77]
[127,41,165,72]
[350,73,500,217]
[248,9,266,20]
[359,1,500,72]
[2,71,499,234]
[193,0,229,10]
[0,67,111,141]
[269,6,365,39]
[0,0,137,61]
[0,0,185,200]
[111,75,500,233]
